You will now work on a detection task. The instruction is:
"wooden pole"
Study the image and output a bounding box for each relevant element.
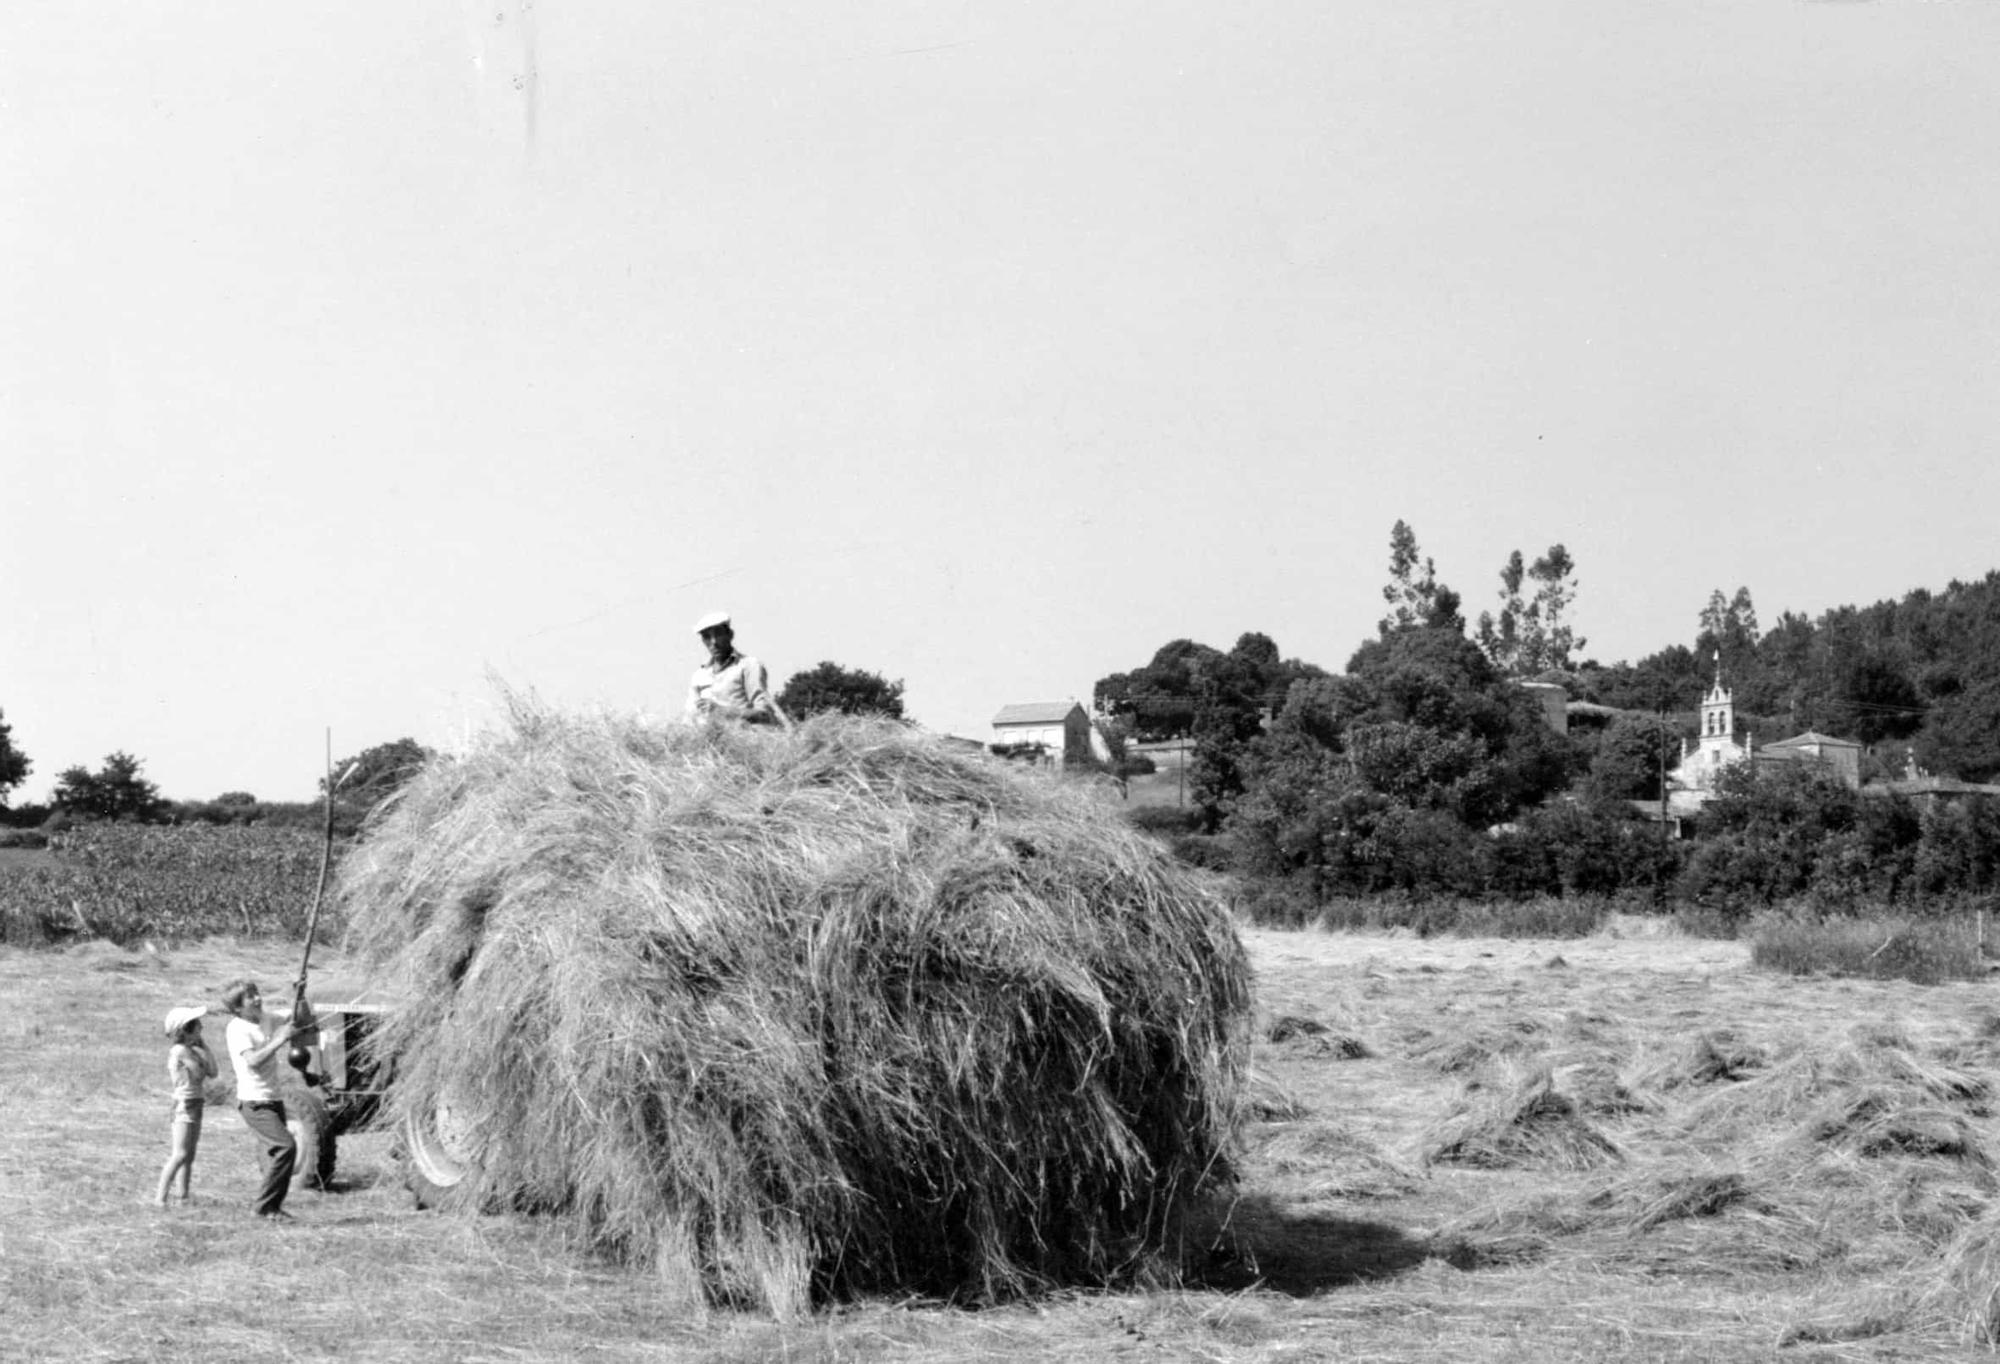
[1655,704,1670,910]
[290,730,338,1060]
[297,729,335,989]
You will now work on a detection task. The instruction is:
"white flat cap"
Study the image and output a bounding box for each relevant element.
[693,610,731,634]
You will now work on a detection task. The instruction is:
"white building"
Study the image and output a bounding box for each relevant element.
[990,701,1092,764]
[1674,670,1751,792]
[1665,667,1866,819]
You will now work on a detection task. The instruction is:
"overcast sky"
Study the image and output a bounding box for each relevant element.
[5,0,1997,804]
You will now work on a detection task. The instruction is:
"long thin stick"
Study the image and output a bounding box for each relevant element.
[298,729,336,990]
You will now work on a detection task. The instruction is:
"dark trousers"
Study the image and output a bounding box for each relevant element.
[238,1100,295,1215]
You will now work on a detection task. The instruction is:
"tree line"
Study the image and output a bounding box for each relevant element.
[0,665,907,830]
[6,532,1999,917]
[1092,522,2000,917]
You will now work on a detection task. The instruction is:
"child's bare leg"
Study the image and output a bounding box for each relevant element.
[156,1154,184,1205]
[157,1120,196,1205]
[178,1120,200,1200]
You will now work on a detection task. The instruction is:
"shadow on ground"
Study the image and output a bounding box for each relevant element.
[306,1164,395,1197]
[1186,1192,1431,1296]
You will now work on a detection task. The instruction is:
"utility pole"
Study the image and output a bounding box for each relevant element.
[1655,693,1671,911]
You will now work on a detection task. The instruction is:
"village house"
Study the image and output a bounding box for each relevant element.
[1758,730,1863,788]
[990,701,1094,765]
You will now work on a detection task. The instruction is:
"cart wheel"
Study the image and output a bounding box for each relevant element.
[287,1089,337,1191]
[402,1104,475,1209]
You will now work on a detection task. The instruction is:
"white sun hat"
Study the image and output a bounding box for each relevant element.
[163,1004,208,1038]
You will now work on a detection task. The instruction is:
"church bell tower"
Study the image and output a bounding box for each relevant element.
[1696,659,1737,774]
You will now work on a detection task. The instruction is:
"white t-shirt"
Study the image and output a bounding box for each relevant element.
[167,1043,205,1102]
[226,1015,281,1102]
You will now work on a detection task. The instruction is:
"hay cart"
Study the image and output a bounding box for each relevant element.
[284,998,389,1190]
[286,995,476,1205]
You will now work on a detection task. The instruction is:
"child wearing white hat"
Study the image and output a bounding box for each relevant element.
[155,1005,217,1206]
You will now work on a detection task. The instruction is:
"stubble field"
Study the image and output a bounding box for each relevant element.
[4,919,1997,1362]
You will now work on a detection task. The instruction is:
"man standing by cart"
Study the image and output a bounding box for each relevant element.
[684,611,787,727]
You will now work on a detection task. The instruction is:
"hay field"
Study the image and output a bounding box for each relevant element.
[6,921,2000,1361]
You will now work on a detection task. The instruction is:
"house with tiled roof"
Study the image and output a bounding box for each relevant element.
[991,701,1092,765]
[1756,731,1861,788]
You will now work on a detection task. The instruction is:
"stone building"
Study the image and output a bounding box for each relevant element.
[1757,731,1862,789]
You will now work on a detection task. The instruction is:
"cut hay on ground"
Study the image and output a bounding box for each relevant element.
[1633,1028,1767,1092]
[1680,1025,1991,1145]
[1261,1012,1370,1059]
[1420,1063,1622,1171]
[1921,1210,2000,1344]
[1399,1015,1552,1074]
[334,701,1252,1314]
[1552,1059,1659,1118]
[1253,1120,1423,1200]
[1432,1018,2000,1292]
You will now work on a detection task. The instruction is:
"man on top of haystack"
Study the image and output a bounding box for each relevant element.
[684,610,786,726]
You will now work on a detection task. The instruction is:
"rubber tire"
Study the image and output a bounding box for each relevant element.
[402,1107,473,1210]
[287,1089,337,1191]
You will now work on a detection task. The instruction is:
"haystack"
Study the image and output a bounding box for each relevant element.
[333,701,1252,1313]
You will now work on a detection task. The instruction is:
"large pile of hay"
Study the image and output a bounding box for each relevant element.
[334,700,1251,1313]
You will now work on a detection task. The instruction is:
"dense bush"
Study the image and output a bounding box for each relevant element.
[1235,879,1321,928]
[1669,766,1984,918]
[1674,838,1772,929]
[1447,895,1611,938]
[1750,909,1991,984]
[1671,900,1744,940]
[1167,832,1235,871]
[1123,804,1204,837]
[167,798,352,834]
[1532,799,1677,897]
[1367,805,1493,897]
[1296,892,1610,939]
[1,801,52,829]
[1912,798,2000,898]
[1486,800,1670,900]
[1681,764,1861,907]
